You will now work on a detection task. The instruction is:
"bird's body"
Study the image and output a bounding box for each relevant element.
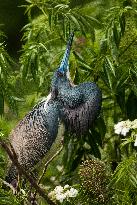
[6,32,102,185]
[6,96,62,183]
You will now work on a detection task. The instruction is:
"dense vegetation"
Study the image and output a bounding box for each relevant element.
[1,0,137,204]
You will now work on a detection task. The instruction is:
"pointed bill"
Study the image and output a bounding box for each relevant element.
[58,32,74,74]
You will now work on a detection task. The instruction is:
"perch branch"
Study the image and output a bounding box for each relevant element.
[0,178,16,193]
[31,144,63,204]
[0,139,56,205]
[38,145,63,185]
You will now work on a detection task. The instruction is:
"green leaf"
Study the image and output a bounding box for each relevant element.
[116,89,125,113]
[68,14,81,30]
[112,23,120,48]
[96,117,106,141]
[106,56,116,76]
[119,12,125,36]
[87,131,101,159]
[102,57,116,91]
[0,94,4,116]
[78,61,92,72]
[100,38,108,54]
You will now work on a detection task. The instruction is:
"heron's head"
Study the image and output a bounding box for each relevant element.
[51,61,71,98]
[51,32,74,98]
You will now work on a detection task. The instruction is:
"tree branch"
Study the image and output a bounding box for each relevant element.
[38,145,63,185]
[0,139,56,205]
[0,178,16,193]
[31,144,63,204]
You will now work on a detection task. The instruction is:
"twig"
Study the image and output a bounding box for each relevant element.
[0,139,56,205]
[31,145,63,204]
[0,177,16,193]
[38,145,63,185]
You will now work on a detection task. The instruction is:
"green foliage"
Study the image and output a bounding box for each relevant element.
[109,155,137,204]
[1,0,137,204]
[0,189,20,205]
[20,0,102,92]
[0,31,23,116]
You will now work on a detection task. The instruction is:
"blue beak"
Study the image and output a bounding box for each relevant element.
[58,32,74,74]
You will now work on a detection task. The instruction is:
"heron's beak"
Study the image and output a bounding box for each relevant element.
[58,32,74,75]
[58,62,67,75]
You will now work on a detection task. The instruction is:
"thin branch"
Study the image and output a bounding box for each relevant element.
[0,139,56,205]
[32,144,63,204]
[0,178,16,193]
[38,145,63,185]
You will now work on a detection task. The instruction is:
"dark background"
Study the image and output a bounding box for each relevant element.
[0,0,27,58]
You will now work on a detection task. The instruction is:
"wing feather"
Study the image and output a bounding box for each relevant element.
[61,84,102,135]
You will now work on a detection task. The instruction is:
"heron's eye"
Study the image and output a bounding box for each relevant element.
[57,71,64,77]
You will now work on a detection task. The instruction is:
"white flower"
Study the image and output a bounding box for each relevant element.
[55,193,66,203]
[67,187,78,198]
[56,165,63,172]
[114,123,123,135]
[131,119,137,129]
[48,185,78,203]
[121,127,130,136]
[134,135,137,146]
[64,184,70,189]
[114,120,131,136]
[0,132,4,137]
[54,185,64,194]
[48,190,55,198]
[50,176,56,182]
[20,189,26,195]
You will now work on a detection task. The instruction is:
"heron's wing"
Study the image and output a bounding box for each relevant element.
[61,89,102,135]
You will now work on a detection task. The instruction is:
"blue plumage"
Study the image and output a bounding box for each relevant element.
[6,32,102,185]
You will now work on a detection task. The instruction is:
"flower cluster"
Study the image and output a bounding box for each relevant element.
[114,119,137,146]
[114,120,131,136]
[48,185,78,203]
